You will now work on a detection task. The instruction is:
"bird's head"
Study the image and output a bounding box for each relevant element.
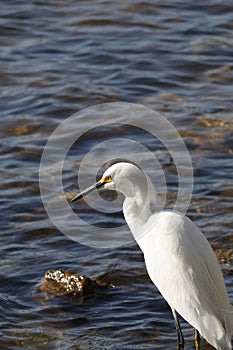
[71,162,149,202]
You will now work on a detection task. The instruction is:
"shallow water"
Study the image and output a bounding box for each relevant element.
[1,1,233,349]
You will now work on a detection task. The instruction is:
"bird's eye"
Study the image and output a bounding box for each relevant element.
[104,175,112,183]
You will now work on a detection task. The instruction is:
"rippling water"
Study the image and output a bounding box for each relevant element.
[1,1,233,349]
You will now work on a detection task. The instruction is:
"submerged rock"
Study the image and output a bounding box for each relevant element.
[215,249,233,265]
[39,269,107,298]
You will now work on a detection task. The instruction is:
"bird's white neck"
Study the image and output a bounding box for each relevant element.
[122,176,157,243]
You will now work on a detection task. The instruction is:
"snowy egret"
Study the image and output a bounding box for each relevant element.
[71,162,233,350]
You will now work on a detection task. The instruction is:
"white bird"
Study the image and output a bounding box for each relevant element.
[71,162,233,350]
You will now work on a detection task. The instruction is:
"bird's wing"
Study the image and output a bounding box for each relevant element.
[141,211,233,349]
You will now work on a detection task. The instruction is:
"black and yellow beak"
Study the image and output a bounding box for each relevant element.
[71,176,112,202]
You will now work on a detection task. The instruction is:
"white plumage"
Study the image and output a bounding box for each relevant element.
[72,162,233,349]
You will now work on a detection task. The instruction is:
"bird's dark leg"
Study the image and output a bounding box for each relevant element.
[172,309,184,350]
[194,329,200,350]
